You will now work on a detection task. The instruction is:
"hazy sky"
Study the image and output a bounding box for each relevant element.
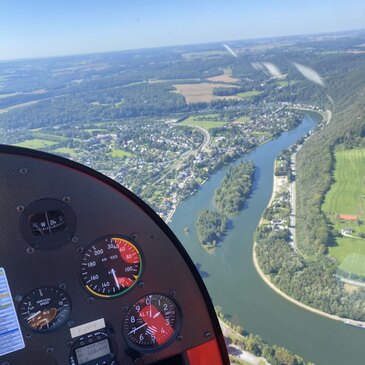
[1,0,365,60]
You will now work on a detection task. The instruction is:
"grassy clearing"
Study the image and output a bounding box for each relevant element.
[52,147,79,157]
[181,115,227,130]
[14,139,58,149]
[234,116,249,123]
[329,237,365,276]
[84,129,108,134]
[108,149,135,158]
[323,148,365,275]
[237,90,263,99]
[323,148,365,221]
[31,132,71,142]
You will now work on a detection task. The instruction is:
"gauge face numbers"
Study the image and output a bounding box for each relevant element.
[123,294,181,351]
[80,236,142,299]
[18,287,71,332]
[30,210,66,236]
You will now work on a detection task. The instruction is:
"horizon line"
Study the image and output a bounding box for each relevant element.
[1,27,364,64]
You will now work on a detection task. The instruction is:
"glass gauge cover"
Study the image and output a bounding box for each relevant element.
[80,236,142,298]
[18,286,71,332]
[123,294,181,351]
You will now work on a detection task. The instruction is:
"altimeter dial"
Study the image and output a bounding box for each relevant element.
[123,294,181,351]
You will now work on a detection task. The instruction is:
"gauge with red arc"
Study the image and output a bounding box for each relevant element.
[80,236,142,298]
[123,294,181,351]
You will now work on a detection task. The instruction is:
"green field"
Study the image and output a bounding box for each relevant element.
[235,116,249,123]
[323,148,365,276]
[31,132,71,142]
[237,90,263,99]
[14,139,58,149]
[108,149,135,158]
[52,147,79,157]
[181,115,227,130]
[329,237,365,276]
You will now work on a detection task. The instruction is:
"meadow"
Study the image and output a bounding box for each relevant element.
[323,148,365,276]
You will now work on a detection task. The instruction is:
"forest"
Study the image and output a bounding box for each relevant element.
[215,161,255,215]
[195,209,228,246]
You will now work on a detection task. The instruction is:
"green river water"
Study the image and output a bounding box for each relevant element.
[169,114,365,365]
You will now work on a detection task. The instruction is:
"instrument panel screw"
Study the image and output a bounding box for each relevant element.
[63,196,71,203]
[204,331,212,338]
[131,233,138,240]
[59,283,67,290]
[122,306,129,313]
[67,341,74,347]
[72,236,79,243]
[14,295,22,302]
[87,297,94,304]
[16,205,24,213]
[25,334,31,339]
[77,247,84,253]
[46,346,54,353]
[19,168,28,175]
[26,247,35,255]
[138,281,144,288]
[177,335,183,341]
[169,290,176,298]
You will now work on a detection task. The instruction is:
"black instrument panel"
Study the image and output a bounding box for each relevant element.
[0,145,228,365]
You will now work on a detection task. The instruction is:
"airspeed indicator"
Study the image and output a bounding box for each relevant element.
[80,236,142,299]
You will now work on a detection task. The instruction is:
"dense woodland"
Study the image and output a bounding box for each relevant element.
[195,209,228,246]
[215,161,255,214]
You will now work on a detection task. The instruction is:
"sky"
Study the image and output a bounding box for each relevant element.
[1,0,365,60]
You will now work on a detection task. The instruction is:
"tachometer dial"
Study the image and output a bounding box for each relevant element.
[18,286,71,332]
[123,294,181,351]
[80,236,142,299]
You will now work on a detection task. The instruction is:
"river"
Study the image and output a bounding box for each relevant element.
[169,113,365,365]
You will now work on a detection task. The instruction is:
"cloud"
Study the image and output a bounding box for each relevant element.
[293,62,324,87]
[251,62,283,78]
[262,62,283,78]
[223,43,238,58]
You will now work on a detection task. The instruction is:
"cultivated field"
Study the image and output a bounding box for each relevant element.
[207,69,239,83]
[173,83,238,103]
[180,114,227,131]
[323,148,365,276]
[329,237,365,276]
[14,139,58,149]
[237,90,263,99]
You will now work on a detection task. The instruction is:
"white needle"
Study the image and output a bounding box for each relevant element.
[153,311,161,319]
[128,322,147,334]
[111,268,120,290]
[27,310,41,322]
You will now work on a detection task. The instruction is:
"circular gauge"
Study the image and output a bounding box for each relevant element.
[80,236,142,299]
[123,294,181,351]
[18,286,71,332]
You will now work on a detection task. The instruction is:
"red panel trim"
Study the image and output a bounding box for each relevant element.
[187,339,224,365]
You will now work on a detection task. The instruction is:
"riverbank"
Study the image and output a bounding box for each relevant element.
[252,119,365,327]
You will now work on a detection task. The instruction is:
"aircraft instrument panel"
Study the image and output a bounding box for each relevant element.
[0,145,228,365]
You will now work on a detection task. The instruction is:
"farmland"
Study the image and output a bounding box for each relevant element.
[14,138,58,149]
[173,83,238,103]
[237,90,263,99]
[323,148,365,276]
